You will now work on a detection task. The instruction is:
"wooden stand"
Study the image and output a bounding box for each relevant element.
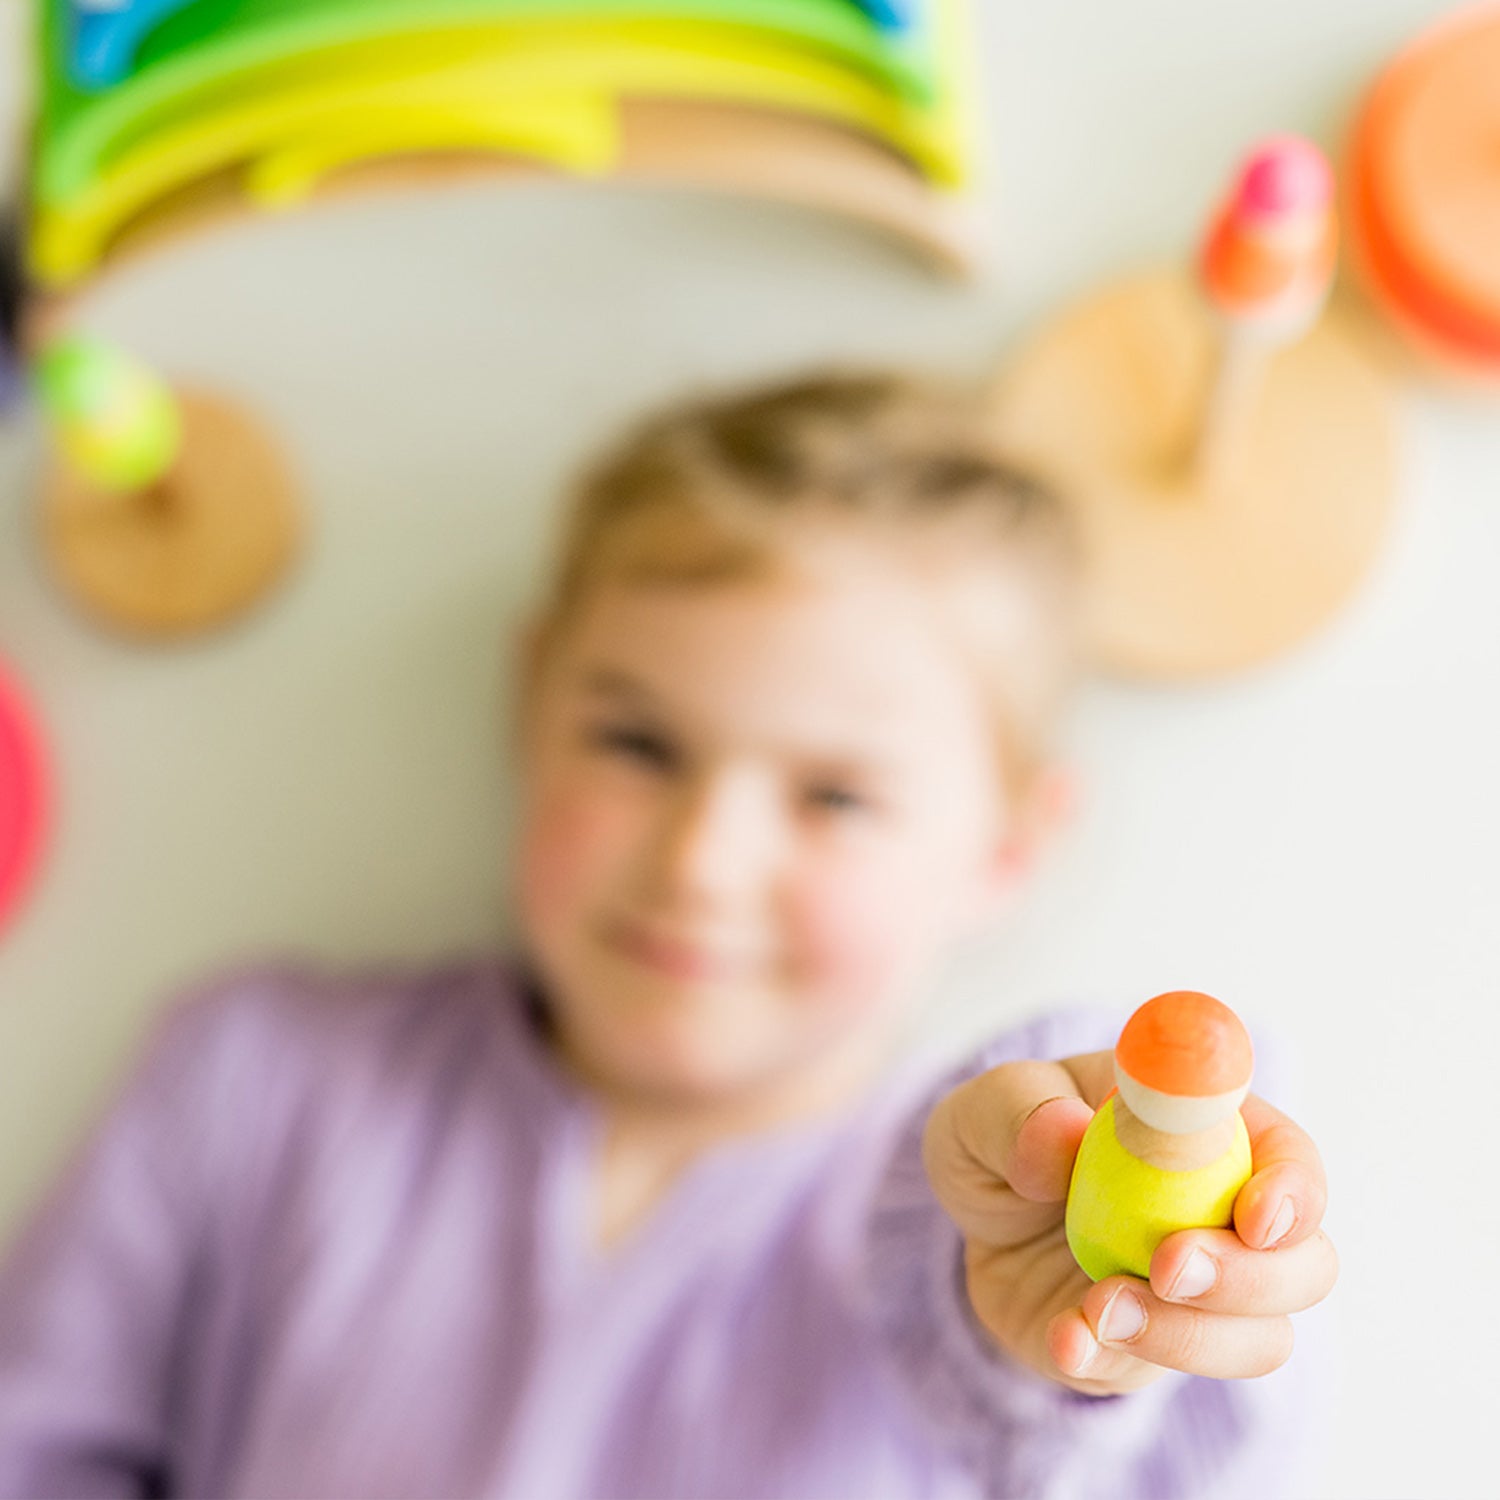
[21,95,968,643]
[985,271,1398,680]
[28,99,980,324]
[40,389,300,638]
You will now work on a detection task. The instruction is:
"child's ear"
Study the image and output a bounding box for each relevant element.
[1030,763,1079,839]
[971,764,1080,921]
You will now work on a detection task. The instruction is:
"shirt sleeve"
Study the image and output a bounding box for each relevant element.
[862,1007,1320,1500]
[0,970,276,1500]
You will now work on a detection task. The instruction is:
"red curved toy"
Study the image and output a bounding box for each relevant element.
[0,659,49,937]
[1349,5,1500,374]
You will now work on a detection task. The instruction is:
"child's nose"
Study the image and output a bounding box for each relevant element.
[649,771,782,906]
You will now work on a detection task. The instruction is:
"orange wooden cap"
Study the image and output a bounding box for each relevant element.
[1115,991,1253,1098]
[1350,5,1500,365]
[1200,209,1337,311]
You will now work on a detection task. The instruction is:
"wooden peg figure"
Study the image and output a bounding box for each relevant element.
[34,336,300,638]
[1066,991,1254,1283]
[1196,138,1337,488]
[986,135,1398,680]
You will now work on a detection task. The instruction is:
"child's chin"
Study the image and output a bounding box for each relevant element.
[608,1010,785,1103]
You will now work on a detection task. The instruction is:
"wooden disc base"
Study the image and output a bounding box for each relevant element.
[41,390,300,638]
[986,271,1399,680]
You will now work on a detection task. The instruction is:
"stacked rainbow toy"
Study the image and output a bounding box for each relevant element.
[30,0,980,289]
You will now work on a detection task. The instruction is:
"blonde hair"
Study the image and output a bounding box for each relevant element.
[528,370,1082,797]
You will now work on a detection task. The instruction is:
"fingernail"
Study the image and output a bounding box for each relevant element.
[1168,1247,1218,1301]
[1098,1287,1146,1344]
[1072,1329,1100,1376]
[1021,1095,1081,1132]
[1262,1196,1298,1249]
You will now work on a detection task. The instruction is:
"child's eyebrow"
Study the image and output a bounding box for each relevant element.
[575,664,909,775]
[578,667,660,704]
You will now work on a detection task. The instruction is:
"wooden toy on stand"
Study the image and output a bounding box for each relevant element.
[987,137,1399,681]
[31,336,300,638]
[12,3,982,644]
[1066,990,1255,1283]
[1349,3,1500,384]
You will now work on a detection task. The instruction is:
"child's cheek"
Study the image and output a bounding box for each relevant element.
[787,856,928,1004]
[516,784,633,936]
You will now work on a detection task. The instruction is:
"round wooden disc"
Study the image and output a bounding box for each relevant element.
[1349,5,1500,370]
[41,389,300,638]
[986,271,1398,680]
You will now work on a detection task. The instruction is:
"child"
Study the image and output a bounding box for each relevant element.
[0,372,1334,1498]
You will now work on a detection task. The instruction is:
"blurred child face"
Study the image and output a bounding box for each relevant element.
[514,539,1029,1115]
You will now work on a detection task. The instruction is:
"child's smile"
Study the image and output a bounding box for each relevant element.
[607,916,754,986]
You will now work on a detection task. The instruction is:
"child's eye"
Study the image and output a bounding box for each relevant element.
[586,723,677,770]
[805,783,870,815]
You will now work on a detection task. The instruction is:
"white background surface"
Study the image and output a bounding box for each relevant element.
[1,3,1495,1496]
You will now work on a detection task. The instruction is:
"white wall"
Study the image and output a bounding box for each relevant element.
[1,3,1492,1496]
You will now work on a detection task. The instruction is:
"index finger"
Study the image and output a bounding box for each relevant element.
[1233,1094,1329,1251]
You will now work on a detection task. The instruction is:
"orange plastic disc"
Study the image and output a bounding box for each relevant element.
[1350,4,1500,368]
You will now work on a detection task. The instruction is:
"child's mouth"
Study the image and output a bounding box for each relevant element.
[612,922,741,983]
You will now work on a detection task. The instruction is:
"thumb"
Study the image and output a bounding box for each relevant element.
[921,1053,1110,1248]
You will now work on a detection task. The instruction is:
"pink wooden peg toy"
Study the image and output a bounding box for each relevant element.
[986,136,1397,681]
[1196,137,1337,486]
[1201,139,1336,332]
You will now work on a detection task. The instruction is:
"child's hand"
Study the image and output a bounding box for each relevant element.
[921,1050,1338,1396]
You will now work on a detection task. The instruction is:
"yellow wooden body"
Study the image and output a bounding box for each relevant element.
[1065,1095,1252,1282]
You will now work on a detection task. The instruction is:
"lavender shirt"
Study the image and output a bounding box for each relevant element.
[0,959,1310,1498]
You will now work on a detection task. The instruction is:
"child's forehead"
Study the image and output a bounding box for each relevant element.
[551,570,992,761]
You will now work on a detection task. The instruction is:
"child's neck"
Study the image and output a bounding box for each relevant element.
[516,966,914,1248]
[555,1026,903,1252]
[573,1023,899,1148]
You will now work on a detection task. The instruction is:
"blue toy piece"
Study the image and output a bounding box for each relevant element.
[857,0,917,30]
[66,3,923,91]
[68,0,200,90]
